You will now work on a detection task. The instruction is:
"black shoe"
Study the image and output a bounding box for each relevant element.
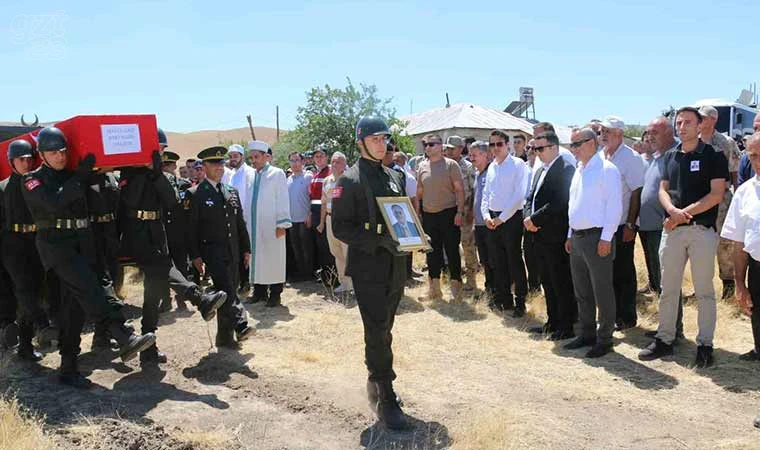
[375,381,408,431]
[17,346,43,362]
[140,345,168,365]
[614,321,637,332]
[563,337,594,350]
[548,329,575,341]
[638,338,673,361]
[198,290,227,321]
[585,343,613,358]
[695,345,714,368]
[118,332,157,362]
[722,280,736,300]
[235,326,256,343]
[512,305,526,318]
[58,357,93,389]
[528,324,552,335]
[740,350,760,361]
[265,295,281,308]
[0,322,19,349]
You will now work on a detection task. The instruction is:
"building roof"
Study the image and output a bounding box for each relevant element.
[400,103,535,136]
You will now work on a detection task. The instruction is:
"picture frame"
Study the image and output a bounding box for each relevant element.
[376,196,431,252]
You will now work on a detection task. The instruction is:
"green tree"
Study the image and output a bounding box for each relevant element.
[276,78,398,164]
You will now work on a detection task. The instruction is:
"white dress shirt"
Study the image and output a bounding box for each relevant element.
[602,143,646,225]
[568,152,623,241]
[721,176,760,262]
[531,154,561,212]
[481,155,529,223]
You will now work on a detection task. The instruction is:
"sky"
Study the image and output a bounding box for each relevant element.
[1,0,757,133]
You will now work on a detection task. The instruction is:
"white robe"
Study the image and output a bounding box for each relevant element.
[222,163,256,238]
[248,163,291,284]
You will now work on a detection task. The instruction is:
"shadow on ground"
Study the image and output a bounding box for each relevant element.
[182,350,258,385]
[359,415,451,450]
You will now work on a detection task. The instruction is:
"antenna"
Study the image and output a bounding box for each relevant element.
[276,105,280,142]
[445,93,450,108]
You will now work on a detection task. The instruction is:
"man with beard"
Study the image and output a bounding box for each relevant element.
[222,144,256,293]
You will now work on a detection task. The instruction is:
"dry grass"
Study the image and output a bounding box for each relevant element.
[0,395,53,450]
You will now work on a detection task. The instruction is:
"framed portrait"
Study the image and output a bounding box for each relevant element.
[376,196,431,252]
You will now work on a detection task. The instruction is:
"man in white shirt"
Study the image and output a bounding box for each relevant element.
[721,133,760,363]
[599,116,646,331]
[481,130,530,317]
[563,128,623,358]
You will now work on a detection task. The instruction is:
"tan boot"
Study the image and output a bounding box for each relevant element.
[450,280,463,301]
[420,278,443,301]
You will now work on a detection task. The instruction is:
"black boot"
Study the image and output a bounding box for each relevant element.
[58,355,93,389]
[215,329,239,350]
[375,380,408,431]
[140,344,168,365]
[367,379,402,412]
[722,280,736,300]
[16,323,42,362]
[513,298,526,318]
[191,288,227,321]
[108,323,156,362]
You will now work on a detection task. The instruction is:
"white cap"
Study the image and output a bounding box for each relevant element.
[601,115,625,130]
[248,140,271,154]
[228,144,245,154]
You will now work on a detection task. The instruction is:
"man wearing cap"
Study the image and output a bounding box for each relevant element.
[187,146,254,348]
[332,116,410,430]
[700,105,741,299]
[286,151,315,282]
[222,144,256,293]
[246,140,292,306]
[599,116,646,331]
[445,136,478,294]
[309,147,337,286]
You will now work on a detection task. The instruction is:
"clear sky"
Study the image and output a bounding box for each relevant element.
[1,0,757,133]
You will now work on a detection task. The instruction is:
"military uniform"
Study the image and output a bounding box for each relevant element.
[331,116,409,430]
[456,156,478,291]
[187,146,253,348]
[708,131,740,293]
[161,151,193,311]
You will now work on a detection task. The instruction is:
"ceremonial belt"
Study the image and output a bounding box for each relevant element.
[37,218,90,230]
[10,223,37,233]
[91,213,116,223]
[126,209,161,221]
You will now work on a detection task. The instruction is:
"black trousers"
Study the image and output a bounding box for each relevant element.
[2,233,48,330]
[613,225,638,325]
[311,205,335,278]
[289,222,315,280]
[93,221,122,294]
[203,246,247,334]
[139,259,169,334]
[534,239,576,332]
[748,258,760,352]
[0,256,16,328]
[523,233,542,291]
[487,211,528,306]
[422,207,462,281]
[474,225,495,292]
[253,283,284,300]
[638,229,662,293]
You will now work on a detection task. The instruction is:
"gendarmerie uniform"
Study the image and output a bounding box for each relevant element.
[187,146,252,348]
[161,151,193,311]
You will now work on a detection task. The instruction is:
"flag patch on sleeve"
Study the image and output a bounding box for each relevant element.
[24,179,41,191]
[332,186,343,199]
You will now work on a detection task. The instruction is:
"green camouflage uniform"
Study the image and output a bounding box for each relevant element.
[708,132,740,282]
[457,157,478,289]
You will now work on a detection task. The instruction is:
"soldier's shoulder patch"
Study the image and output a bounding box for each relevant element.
[332,186,343,199]
[24,178,41,191]
[119,178,128,188]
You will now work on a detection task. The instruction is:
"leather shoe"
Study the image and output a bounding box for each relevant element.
[140,345,168,365]
[548,329,575,341]
[585,343,613,358]
[563,337,594,350]
[740,350,760,361]
[638,338,673,361]
[198,291,227,321]
[695,345,714,368]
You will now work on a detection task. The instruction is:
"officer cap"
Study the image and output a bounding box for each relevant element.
[37,126,67,152]
[197,146,227,162]
[157,128,168,146]
[8,139,35,161]
[355,116,391,141]
[161,151,180,163]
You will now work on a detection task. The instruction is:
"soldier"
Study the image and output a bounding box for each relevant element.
[0,139,56,360]
[187,146,255,349]
[160,150,192,312]
[22,126,156,388]
[332,116,409,430]
[119,128,226,365]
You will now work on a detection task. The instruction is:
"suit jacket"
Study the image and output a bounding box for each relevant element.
[524,157,575,243]
[392,220,420,238]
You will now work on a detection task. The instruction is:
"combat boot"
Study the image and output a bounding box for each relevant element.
[16,323,42,362]
[450,280,463,301]
[108,323,156,362]
[375,380,409,431]
[420,278,443,301]
[191,288,227,321]
[367,378,402,413]
[0,322,19,350]
[215,329,239,350]
[140,344,168,365]
[58,356,93,389]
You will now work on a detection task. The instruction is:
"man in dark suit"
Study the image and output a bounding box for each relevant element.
[390,204,420,238]
[523,132,576,340]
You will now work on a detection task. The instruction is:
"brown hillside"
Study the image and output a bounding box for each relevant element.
[166,127,282,163]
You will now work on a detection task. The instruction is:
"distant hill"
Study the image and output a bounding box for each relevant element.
[166,126,282,162]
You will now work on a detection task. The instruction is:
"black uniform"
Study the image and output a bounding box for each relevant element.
[87,172,123,298]
[187,179,250,344]
[164,174,192,278]
[21,164,126,359]
[0,172,53,352]
[331,158,407,382]
[0,179,19,349]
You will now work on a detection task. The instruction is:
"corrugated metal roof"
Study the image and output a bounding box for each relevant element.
[400,103,535,136]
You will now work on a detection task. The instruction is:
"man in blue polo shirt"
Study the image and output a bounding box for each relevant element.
[638,106,729,368]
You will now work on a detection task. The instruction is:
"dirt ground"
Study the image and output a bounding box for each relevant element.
[3,251,760,450]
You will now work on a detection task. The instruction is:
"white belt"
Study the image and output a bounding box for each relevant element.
[310,200,322,205]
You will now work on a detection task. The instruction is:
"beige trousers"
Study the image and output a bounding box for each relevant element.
[326,215,352,289]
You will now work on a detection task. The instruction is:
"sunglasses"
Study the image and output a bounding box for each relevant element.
[569,138,592,149]
[488,142,507,148]
[533,144,555,152]
[423,142,441,147]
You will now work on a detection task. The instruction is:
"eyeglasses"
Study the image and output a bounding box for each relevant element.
[423,142,441,147]
[533,144,555,152]
[488,141,507,148]
[569,138,592,149]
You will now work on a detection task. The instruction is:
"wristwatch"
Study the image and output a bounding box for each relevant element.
[625,222,636,230]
